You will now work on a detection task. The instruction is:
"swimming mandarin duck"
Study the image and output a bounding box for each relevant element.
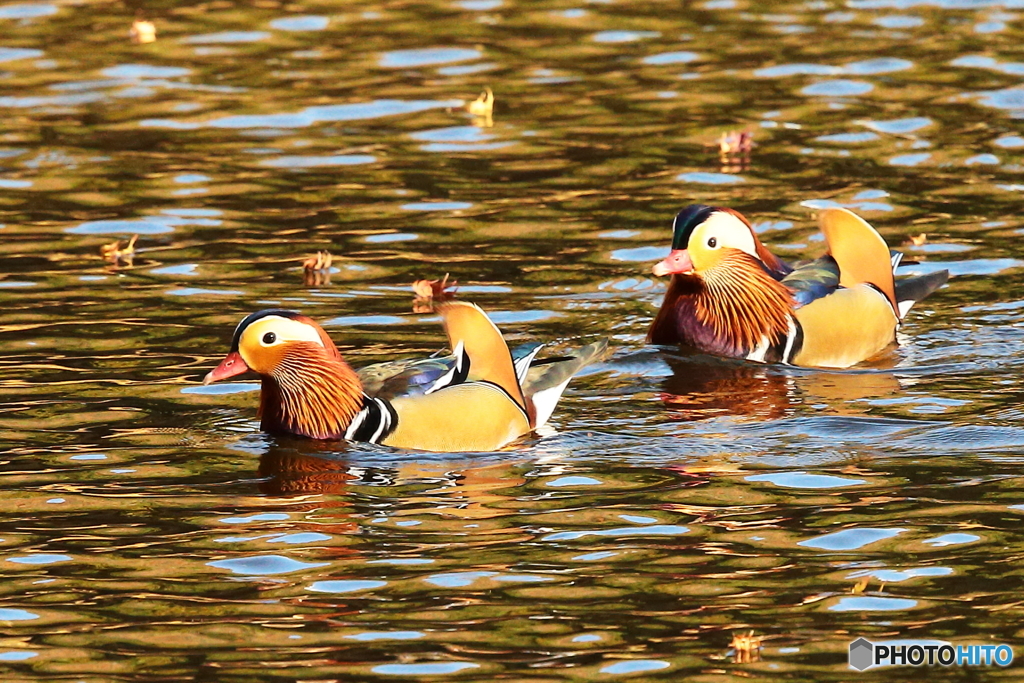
[203,302,606,452]
[648,205,949,368]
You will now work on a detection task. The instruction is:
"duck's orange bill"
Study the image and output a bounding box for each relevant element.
[203,351,249,385]
[652,249,694,276]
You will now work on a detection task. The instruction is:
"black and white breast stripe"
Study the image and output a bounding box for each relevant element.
[747,316,804,365]
[345,395,399,444]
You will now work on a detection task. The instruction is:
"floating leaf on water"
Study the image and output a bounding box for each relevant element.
[467,87,494,116]
[412,273,458,312]
[100,234,137,267]
[852,577,870,593]
[905,233,927,246]
[719,130,754,155]
[302,250,332,287]
[709,129,754,173]
[466,87,494,127]
[730,630,763,663]
[130,19,157,44]
[302,250,333,272]
[799,593,830,605]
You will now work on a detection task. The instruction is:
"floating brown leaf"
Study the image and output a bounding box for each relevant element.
[719,130,754,156]
[100,234,137,267]
[412,273,458,312]
[130,19,157,44]
[302,251,332,287]
[730,631,763,664]
[799,593,830,605]
[709,130,754,173]
[852,577,870,594]
[302,250,333,272]
[905,233,927,246]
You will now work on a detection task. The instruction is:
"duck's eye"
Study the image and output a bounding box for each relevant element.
[262,332,277,345]
[707,237,717,248]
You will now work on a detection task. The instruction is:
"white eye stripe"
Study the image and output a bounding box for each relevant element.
[696,212,756,257]
[247,316,325,347]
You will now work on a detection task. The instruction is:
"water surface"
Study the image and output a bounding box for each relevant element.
[2,0,1024,680]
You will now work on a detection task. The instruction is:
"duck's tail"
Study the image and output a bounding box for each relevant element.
[894,270,949,318]
[522,339,609,429]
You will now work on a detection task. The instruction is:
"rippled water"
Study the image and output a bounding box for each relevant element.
[3,0,1024,679]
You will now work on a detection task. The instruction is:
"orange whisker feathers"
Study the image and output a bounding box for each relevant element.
[259,344,364,439]
[697,251,794,353]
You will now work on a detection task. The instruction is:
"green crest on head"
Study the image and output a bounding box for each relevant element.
[671,205,715,250]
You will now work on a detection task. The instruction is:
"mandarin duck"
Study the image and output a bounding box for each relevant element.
[203,302,606,452]
[648,205,949,368]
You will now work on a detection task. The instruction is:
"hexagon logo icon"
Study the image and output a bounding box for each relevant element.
[849,638,874,671]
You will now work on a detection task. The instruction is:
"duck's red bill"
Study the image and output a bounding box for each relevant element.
[203,351,249,385]
[652,249,694,276]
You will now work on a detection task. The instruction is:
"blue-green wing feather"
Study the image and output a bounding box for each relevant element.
[357,343,543,401]
[357,354,455,400]
[781,255,840,308]
[781,249,945,314]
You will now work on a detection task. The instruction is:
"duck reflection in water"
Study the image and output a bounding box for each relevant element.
[258,439,528,523]
[258,439,360,496]
[656,347,906,422]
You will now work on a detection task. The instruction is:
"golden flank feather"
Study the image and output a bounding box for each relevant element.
[792,285,897,368]
[697,251,795,352]
[386,383,529,452]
